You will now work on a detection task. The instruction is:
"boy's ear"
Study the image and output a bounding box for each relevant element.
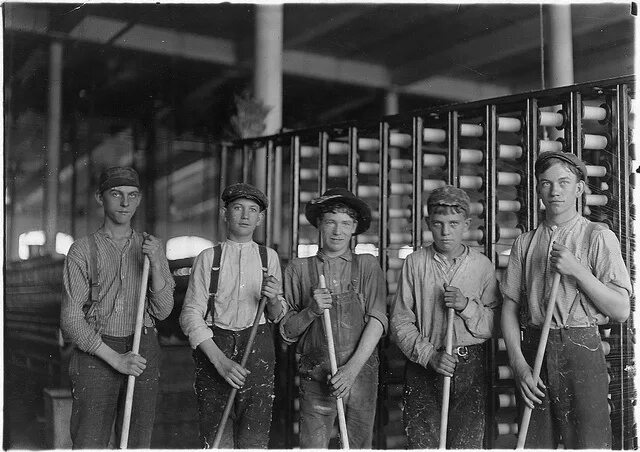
[95,191,104,206]
[576,179,585,196]
[220,206,227,221]
[256,210,265,226]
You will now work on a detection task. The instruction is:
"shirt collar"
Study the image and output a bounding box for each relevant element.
[317,248,352,262]
[431,244,469,265]
[224,239,256,249]
[543,212,581,231]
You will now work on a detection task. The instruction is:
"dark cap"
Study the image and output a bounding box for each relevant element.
[305,187,372,235]
[427,185,471,216]
[535,151,588,181]
[98,167,140,193]
[221,183,269,210]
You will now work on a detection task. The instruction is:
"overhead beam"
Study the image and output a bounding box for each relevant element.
[392,5,632,85]
[285,7,370,48]
[402,76,513,102]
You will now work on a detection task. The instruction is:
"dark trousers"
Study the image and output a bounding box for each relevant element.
[69,329,160,449]
[403,344,487,449]
[519,326,611,449]
[298,353,379,449]
[194,324,275,449]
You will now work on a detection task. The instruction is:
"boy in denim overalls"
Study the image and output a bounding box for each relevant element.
[501,151,631,448]
[280,188,387,448]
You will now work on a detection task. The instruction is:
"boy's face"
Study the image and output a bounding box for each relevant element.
[537,162,584,221]
[223,198,264,242]
[427,210,470,257]
[319,211,357,257]
[96,186,141,226]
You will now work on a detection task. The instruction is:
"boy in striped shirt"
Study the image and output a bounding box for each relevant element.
[61,166,175,448]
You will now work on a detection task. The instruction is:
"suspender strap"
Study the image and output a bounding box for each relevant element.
[205,244,223,321]
[88,234,100,304]
[205,244,269,321]
[258,245,268,274]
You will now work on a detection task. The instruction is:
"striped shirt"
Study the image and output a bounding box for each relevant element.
[179,240,287,349]
[500,214,632,327]
[61,229,175,354]
[390,245,500,369]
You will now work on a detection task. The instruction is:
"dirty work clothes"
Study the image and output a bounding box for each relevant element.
[299,353,379,448]
[403,344,487,449]
[518,326,611,449]
[500,214,632,328]
[68,329,160,449]
[194,324,275,449]
[281,251,387,448]
[391,245,500,370]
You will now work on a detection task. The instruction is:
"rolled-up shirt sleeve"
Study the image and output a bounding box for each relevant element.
[499,235,525,305]
[590,229,633,295]
[280,262,303,344]
[458,269,500,339]
[390,256,434,369]
[60,241,103,354]
[360,255,388,334]
[147,255,175,322]
[179,250,214,349]
[267,248,288,323]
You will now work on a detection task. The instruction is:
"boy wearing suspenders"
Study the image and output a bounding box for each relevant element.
[280,188,387,448]
[501,151,631,448]
[61,166,175,448]
[180,183,287,448]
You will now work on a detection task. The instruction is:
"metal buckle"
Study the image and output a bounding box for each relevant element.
[454,346,469,358]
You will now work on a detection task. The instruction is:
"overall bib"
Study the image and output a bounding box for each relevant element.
[298,256,379,448]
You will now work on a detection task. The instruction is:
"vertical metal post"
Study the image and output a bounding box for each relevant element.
[378,122,390,278]
[484,105,497,257]
[242,144,251,183]
[348,127,358,192]
[568,91,584,214]
[447,111,459,186]
[290,135,301,259]
[484,104,498,449]
[218,144,229,240]
[265,139,275,247]
[613,83,632,449]
[319,131,329,194]
[412,116,424,250]
[525,98,540,230]
[44,40,63,255]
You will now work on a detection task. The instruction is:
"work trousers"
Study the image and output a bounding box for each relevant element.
[519,326,611,449]
[298,353,379,448]
[193,324,275,449]
[403,343,487,449]
[69,328,160,449]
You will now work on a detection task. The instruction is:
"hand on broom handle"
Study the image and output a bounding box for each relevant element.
[211,295,269,449]
[120,256,150,449]
[516,272,562,449]
[438,306,455,449]
[319,275,350,450]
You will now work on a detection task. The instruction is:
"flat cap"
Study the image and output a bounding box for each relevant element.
[535,151,588,181]
[305,187,372,235]
[221,183,269,210]
[98,167,140,193]
[427,185,471,215]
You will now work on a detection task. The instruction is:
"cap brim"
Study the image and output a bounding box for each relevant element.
[305,195,371,235]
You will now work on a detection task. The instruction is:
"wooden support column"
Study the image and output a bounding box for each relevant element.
[44,41,63,255]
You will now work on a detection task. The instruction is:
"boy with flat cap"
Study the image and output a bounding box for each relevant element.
[390,185,500,449]
[501,151,631,448]
[61,166,175,448]
[180,182,287,448]
[280,188,387,448]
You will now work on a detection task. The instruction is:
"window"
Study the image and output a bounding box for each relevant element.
[166,236,214,260]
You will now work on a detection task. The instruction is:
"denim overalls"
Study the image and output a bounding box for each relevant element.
[297,256,379,448]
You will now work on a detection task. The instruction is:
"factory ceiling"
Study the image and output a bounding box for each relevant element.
[3,2,635,224]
